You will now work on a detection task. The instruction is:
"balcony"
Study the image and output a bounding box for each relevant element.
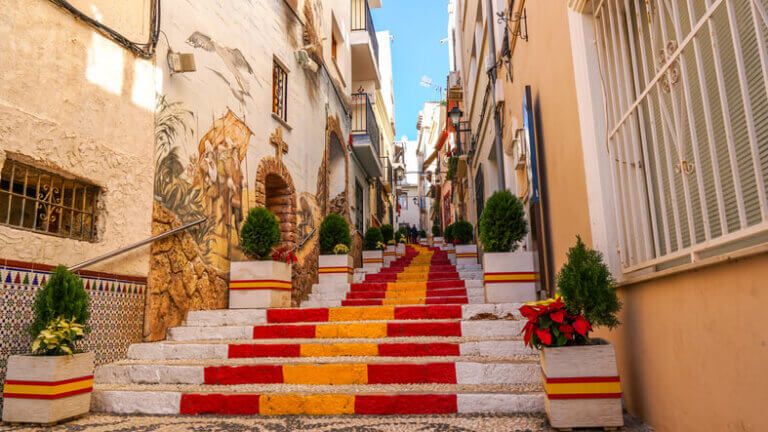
[350,0,381,88]
[380,156,393,193]
[351,93,382,177]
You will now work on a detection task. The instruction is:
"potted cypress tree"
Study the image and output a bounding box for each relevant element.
[418,229,428,246]
[380,224,397,267]
[2,266,94,424]
[229,207,291,308]
[318,213,353,284]
[431,224,443,248]
[452,220,477,265]
[362,227,385,271]
[479,190,536,303]
[395,227,407,256]
[443,223,457,263]
[520,237,623,429]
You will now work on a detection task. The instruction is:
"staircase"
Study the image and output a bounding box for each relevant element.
[92,245,544,416]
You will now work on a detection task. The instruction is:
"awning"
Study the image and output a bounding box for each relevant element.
[436,130,449,151]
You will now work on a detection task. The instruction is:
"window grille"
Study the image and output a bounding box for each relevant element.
[0,160,99,242]
[475,164,485,220]
[593,0,768,272]
[355,181,364,232]
[272,60,288,122]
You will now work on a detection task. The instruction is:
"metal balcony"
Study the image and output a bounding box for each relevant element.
[351,93,382,177]
[350,0,381,88]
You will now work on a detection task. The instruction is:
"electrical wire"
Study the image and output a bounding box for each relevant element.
[47,0,160,59]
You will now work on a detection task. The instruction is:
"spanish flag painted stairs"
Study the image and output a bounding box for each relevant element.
[92,245,545,416]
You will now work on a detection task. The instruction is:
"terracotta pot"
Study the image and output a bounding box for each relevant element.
[229,260,292,308]
[540,342,624,429]
[2,352,95,424]
[318,254,353,284]
[482,251,538,303]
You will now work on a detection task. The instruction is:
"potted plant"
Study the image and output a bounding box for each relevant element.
[418,229,427,246]
[380,224,397,267]
[479,190,536,303]
[230,207,291,308]
[452,220,477,265]
[362,227,385,271]
[318,213,353,284]
[2,266,94,424]
[395,227,407,256]
[443,223,457,263]
[431,224,443,248]
[520,237,623,430]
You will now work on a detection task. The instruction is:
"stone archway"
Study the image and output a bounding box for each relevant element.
[254,156,297,248]
[318,114,350,218]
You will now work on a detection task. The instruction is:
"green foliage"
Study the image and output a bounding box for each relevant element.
[557,236,622,329]
[432,224,442,237]
[333,244,350,255]
[396,227,407,243]
[30,266,90,340]
[479,190,529,252]
[240,207,281,260]
[363,227,384,250]
[31,317,85,356]
[419,229,427,237]
[380,224,394,243]
[444,223,455,243]
[319,213,351,255]
[446,156,459,181]
[452,221,474,245]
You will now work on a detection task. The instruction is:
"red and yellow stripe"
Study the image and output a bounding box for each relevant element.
[229,279,292,291]
[3,375,93,400]
[318,266,353,274]
[252,321,462,339]
[456,252,477,258]
[363,258,384,264]
[228,342,461,358]
[543,374,622,400]
[180,393,458,415]
[484,272,539,284]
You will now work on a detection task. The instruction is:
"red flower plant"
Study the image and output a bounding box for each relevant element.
[271,245,298,264]
[519,296,592,349]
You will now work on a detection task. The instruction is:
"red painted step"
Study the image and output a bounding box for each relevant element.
[340,296,469,306]
[250,321,463,339]
[265,305,462,323]
[350,280,466,291]
[227,342,461,358]
[345,288,467,300]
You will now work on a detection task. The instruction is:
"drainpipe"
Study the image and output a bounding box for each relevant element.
[485,0,506,191]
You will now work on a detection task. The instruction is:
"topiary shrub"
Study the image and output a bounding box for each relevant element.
[557,236,622,329]
[452,220,474,245]
[396,227,407,243]
[363,227,384,250]
[419,229,426,238]
[30,266,91,341]
[479,190,528,252]
[444,223,455,243]
[432,224,441,237]
[319,213,351,255]
[380,224,394,243]
[240,207,281,260]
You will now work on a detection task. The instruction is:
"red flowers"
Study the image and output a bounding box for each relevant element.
[519,296,592,349]
[271,245,298,264]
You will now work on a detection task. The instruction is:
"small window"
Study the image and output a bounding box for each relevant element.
[272,59,288,122]
[331,32,339,63]
[0,160,99,241]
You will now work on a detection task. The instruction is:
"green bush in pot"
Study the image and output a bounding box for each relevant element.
[479,190,528,252]
[452,221,474,245]
[319,213,352,255]
[240,207,281,260]
[363,227,384,250]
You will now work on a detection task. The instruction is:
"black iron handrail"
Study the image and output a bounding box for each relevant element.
[351,0,379,63]
[351,93,381,157]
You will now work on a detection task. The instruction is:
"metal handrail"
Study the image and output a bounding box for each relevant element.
[295,226,317,251]
[68,218,207,272]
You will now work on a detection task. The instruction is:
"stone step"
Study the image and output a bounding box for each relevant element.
[346,288,469,299]
[95,359,540,386]
[167,319,526,342]
[92,385,544,415]
[340,296,476,306]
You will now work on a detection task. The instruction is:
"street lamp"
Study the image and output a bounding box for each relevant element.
[448,106,468,155]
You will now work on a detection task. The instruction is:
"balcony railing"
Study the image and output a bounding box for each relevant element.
[351,92,380,157]
[351,0,379,63]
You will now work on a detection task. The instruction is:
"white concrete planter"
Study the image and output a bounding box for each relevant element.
[362,250,384,272]
[2,352,95,424]
[541,342,624,429]
[383,245,397,267]
[229,260,292,309]
[483,251,538,303]
[396,243,406,257]
[433,236,444,249]
[418,238,428,246]
[456,244,478,265]
[318,254,353,284]
[444,243,457,264]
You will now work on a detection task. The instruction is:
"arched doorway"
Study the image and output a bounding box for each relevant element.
[255,156,297,248]
[322,115,350,218]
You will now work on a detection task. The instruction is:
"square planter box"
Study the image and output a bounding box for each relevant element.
[229,260,292,309]
[483,251,538,303]
[418,238,428,246]
[362,250,384,272]
[2,352,95,424]
[396,243,406,257]
[444,243,457,265]
[384,245,398,267]
[455,244,478,265]
[433,236,444,249]
[318,254,353,284]
[541,342,624,430]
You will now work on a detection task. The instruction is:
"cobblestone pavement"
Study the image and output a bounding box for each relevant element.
[1,413,652,431]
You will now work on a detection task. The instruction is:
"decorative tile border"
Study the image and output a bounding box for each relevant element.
[0,260,146,413]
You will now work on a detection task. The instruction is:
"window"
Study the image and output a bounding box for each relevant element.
[331,31,339,63]
[355,181,364,232]
[0,159,99,241]
[398,193,408,210]
[475,164,485,220]
[593,0,768,272]
[272,59,288,122]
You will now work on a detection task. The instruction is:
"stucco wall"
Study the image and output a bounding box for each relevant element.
[594,254,768,432]
[0,0,155,276]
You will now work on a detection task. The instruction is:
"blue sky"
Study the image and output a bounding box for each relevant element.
[372,1,449,141]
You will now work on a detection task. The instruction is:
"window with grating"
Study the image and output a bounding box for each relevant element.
[355,181,364,232]
[593,0,768,272]
[272,59,288,122]
[475,164,485,221]
[0,160,99,242]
